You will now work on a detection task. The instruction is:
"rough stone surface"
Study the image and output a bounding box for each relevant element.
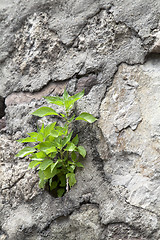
[99,58,160,214]
[0,0,160,240]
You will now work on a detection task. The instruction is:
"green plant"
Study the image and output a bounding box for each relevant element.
[16,89,97,197]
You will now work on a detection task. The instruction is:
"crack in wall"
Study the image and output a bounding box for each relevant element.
[98,60,144,112]
[5,81,67,106]
[67,5,112,48]
[101,221,149,240]
[1,4,149,97]
[39,201,100,234]
[124,198,160,218]
[2,173,25,191]
[1,1,160,239]
[0,96,6,118]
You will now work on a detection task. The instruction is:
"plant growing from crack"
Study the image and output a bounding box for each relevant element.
[16,89,97,197]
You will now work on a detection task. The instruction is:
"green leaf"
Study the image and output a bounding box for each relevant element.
[67,165,75,173]
[31,151,46,160]
[27,131,44,142]
[40,123,44,134]
[71,152,77,162]
[77,146,86,158]
[63,90,74,110]
[64,90,84,111]
[36,133,44,142]
[50,180,58,190]
[60,113,66,118]
[36,142,57,154]
[45,146,57,155]
[51,161,58,172]
[62,131,73,148]
[48,152,57,159]
[39,159,53,170]
[32,107,59,117]
[17,137,36,143]
[44,96,64,106]
[55,126,68,136]
[75,112,97,123]
[28,132,39,138]
[75,162,84,168]
[50,130,59,137]
[67,115,75,124]
[68,160,75,165]
[64,99,75,111]
[37,124,40,133]
[59,174,66,187]
[38,169,45,179]
[64,100,72,111]
[54,140,62,150]
[37,151,46,158]
[39,179,47,189]
[56,161,63,168]
[53,136,63,149]
[44,166,59,179]
[66,173,76,188]
[57,158,63,163]
[72,134,79,145]
[51,126,67,138]
[49,178,52,187]
[63,89,69,100]
[43,122,56,139]
[16,147,36,158]
[68,90,84,105]
[57,188,65,197]
[65,142,76,152]
[28,160,41,169]
[38,170,47,189]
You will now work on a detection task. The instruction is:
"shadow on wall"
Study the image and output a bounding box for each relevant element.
[0,96,5,118]
[0,96,6,130]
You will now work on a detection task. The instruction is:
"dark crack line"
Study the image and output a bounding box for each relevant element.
[96,6,150,109]
[40,198,99,233]
[108,3,149,45]
[114,117,143,134]
[5,79,69,100]
[6,60,88,98]
[0,226,9,239]
[101,220,150,239]
[98,59,146,112]
[2,173,25,190]
[108,3,160,62]
[66,5,113,48]
[124,198,160,218]
[103,220,140,230]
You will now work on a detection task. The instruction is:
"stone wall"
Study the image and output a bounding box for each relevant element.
[0,0,160,239]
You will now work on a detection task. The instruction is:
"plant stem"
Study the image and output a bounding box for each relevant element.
[60,150,63,161]
[66,177,69,192]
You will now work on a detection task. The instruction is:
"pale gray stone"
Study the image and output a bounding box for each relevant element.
[99,61,160,214]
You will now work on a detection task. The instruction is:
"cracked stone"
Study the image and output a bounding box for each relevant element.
[0,134,41,206]
[5,81,67,106]
[151,34,160,53]
[99,59,160,214]
[0,0,160,239]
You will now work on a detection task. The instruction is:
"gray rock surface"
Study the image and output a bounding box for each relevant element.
[0,0,160,239]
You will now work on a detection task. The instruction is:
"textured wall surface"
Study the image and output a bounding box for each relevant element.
[0,0,160,239]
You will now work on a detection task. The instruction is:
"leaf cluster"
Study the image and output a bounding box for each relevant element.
[16,89,97,197]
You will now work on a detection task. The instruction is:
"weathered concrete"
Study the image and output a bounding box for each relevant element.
[0,0,160,239]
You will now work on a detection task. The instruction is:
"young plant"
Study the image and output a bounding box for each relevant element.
[16,89,97,197]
